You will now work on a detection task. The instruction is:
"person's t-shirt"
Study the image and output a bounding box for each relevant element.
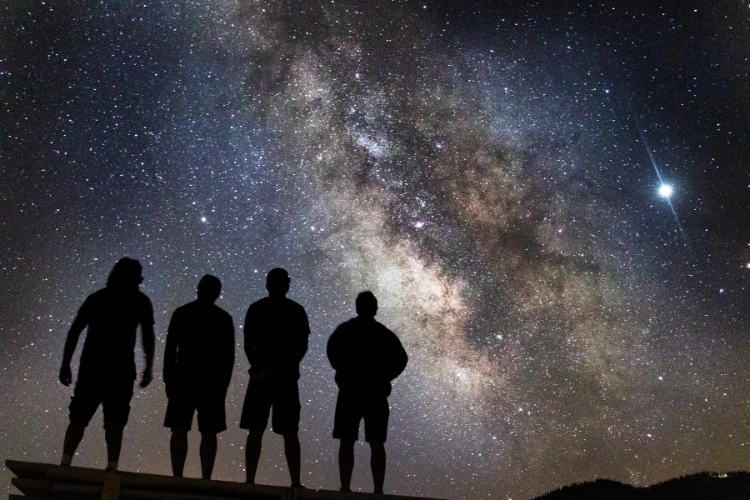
[244,296,310,379]
[76,287,155,382]
[164,300,235,391]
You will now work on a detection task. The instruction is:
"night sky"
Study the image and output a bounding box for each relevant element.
[1,2,749,499]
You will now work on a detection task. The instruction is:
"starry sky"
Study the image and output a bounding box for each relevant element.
[1,1,749,499]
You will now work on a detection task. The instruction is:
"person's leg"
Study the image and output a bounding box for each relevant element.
[333,390,362,492]
[199,432,218,480]
[61,421,86,465]
[104,423,124,470]
[273,379,303,487]
[170,428,189,477]
[102,379,134,470]
[370,442,386,494]
[282,432,302,487]
[64,379,100,466]
[240,377,272,484]
[245,426,264,484]
[196,390,225,481]
[338,438,355,492]
[363,397,390,494]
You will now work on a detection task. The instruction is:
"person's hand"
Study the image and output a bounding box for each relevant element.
[140,366,153,388]
[59,365,72,386]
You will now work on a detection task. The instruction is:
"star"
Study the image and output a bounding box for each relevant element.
[658,184,674,198]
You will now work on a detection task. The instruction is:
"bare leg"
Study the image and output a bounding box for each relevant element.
[282,432,302,487]
[338,438,355,492]
[370,442,385,494]
[62,421,86,465]
[104,423,124,470]
[199,432,217,480]
[245,427,264,484]
[170,428,189,477]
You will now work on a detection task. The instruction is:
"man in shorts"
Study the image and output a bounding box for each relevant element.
[163,275,234,479]
[327,291,408,494]
[240,268,310,488]
[58,257,155,471]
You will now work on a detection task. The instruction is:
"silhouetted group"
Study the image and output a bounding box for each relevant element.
[58,258,408,494]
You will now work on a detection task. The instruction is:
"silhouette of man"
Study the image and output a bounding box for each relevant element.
[58,257,155,471]
[327,291,408,494]
[240,268,310,487]
[163,275,235,480]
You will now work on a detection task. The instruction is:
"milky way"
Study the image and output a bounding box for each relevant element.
[2,2,749,499]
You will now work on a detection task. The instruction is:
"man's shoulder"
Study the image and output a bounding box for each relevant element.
[82,288,107,304]
[373,320,396,336]
[249,296,306,311]
[173,300,197,315]
[338,316,391,330]
[331,317,359,338]
[211,303,233,322]
[133,290,154,307]
[365,319,400,343]
[86,287,151,306]
[336,317,358,330]
[247,296,269,310]
[283,297,307,313]
[176,301,230,317]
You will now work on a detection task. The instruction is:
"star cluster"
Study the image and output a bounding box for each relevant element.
[1,2,749,499]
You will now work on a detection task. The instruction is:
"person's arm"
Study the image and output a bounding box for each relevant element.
[385,331,408,382]
[295,307,310,364]
[221,314,235,389]
[326,327,341,371]
[163,311,178,386]
[243,306,255,367]
[140,322,155,388]
[140,297,156,388]
[59,310,89,386]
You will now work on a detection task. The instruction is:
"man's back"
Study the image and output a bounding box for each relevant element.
[327,316,408,397]
[244,296,310,378]
[165,300,235,389]
[77,287,154,381]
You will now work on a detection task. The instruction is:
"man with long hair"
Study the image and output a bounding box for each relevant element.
[58,257,155,471]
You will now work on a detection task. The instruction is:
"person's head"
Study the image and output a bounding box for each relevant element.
[197,274,222,303]
[106,258,143,289]
[355,291,378,318]
[266,268,290,296]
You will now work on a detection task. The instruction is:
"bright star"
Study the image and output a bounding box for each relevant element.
[658,184,673,198]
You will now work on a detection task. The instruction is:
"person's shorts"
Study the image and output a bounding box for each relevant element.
[164,385,228,433]
[69,377,134,428]
[332,391,389,444]
[239,375,300,435]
